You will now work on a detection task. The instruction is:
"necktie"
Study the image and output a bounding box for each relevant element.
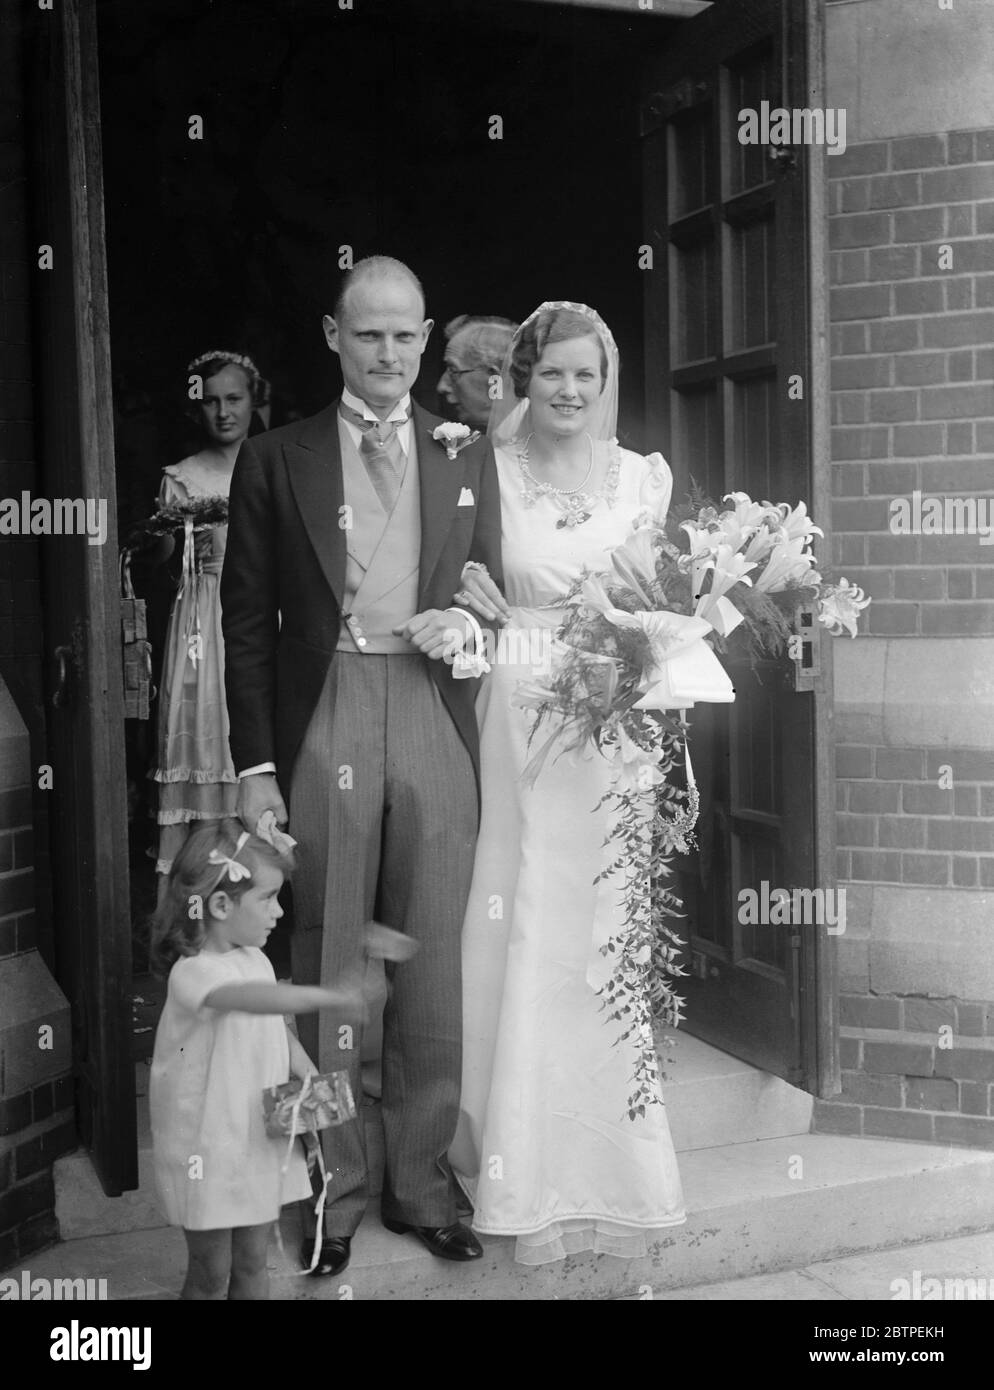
[339,403,411,513]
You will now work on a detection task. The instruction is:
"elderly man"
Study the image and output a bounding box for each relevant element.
[436,314,518,432]
[222,256,503,1277]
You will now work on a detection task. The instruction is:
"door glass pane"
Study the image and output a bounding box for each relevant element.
[670,238,716,364]
[728,215,776,350]
[732,678,780,816]
[736,833,787,969]
[726,48,775,195]
[674,385,723,501]
[670,109,712,218]
[677,702,730,951]
[732,374,777,499]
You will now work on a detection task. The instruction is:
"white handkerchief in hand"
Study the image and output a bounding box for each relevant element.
[255,808,297,854]
[363,922,420,962]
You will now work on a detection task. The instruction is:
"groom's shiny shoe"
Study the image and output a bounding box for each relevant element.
[382,1218,483,1261]
[299,1235,351,1277]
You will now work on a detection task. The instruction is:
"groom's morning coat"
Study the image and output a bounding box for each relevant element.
[220,400,503,803]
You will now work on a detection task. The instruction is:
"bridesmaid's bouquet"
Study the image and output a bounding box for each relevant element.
[513,489,870,1120]
[122,496,229,553]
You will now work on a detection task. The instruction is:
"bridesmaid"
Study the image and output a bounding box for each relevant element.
[151,350,269,890]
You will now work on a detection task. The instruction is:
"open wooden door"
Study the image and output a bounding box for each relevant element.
[642,0,837,1091]
[27,0,137,1193]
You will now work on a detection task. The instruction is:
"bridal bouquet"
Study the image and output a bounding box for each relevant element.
[514,490,870,1120]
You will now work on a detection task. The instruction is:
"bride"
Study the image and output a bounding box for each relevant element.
[448,302,686,1265]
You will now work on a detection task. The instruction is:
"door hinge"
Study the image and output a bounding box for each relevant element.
[51,619,85,709]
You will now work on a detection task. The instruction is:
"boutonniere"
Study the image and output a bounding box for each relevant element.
[432,422,481,460]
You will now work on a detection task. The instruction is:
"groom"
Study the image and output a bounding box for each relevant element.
[221,255,502,1275]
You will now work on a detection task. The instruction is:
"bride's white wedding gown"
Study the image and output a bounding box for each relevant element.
[450,442,687,1265]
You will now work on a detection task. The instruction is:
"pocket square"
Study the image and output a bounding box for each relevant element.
[458,487,475,507]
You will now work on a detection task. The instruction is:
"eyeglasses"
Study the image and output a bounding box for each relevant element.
[443,363,487,379]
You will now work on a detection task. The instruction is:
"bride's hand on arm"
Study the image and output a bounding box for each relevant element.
[456,564,511,625]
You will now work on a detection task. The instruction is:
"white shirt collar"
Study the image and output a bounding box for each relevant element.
[341,386,412,425]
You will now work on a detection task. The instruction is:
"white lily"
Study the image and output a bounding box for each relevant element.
[715,493,769,551]
[679,521,718,601]
[776,500,824,546]
[741,520,781,564]
[579,574,632,625]
[610,525,660,606]
[753,534,820,593]
[694,544,754,634]
[818,578,871,638]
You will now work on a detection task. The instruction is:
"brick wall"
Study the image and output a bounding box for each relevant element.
[836,746,994,889]
[814,994,994,1147]
[0,3,74,1272]
[0,681,75,1272]
[820,128,994,1147]
[829,130,994,636]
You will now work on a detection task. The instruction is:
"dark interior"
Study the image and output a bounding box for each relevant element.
[100,0,681,515]
[96,0,679,983]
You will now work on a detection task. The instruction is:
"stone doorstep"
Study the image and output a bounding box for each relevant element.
[36,1133,994,1300]
[59,1037,815,1241]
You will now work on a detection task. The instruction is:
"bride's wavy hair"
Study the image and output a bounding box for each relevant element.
[508,308,609,399]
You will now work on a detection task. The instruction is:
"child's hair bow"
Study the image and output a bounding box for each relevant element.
[207,830,252,889]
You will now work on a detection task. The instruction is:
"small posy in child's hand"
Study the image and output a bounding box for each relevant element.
[363,921,420,961]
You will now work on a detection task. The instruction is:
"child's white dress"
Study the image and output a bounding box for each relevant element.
[150,945,312,1230]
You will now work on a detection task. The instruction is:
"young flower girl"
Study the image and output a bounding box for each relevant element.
[149,817,363,1300]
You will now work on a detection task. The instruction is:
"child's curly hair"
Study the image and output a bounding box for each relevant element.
[150,817,295,978]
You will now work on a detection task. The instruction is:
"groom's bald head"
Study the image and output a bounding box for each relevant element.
[334,256,426,325]
[323,255,433,417]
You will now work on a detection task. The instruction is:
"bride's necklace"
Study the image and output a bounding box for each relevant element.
[518,433,598,529]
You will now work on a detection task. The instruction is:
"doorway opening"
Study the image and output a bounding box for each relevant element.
[95,0,682,1133]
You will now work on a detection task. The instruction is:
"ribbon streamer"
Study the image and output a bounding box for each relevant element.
[180,515,204,669]
[277,1072,333,1277]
